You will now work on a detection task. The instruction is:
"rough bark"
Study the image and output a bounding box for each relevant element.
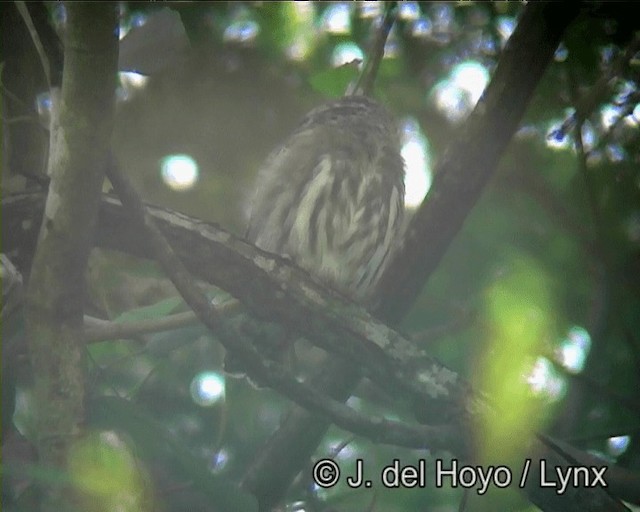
[23,4,118,510]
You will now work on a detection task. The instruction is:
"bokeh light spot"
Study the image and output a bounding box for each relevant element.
[411,17,432,38]
[632,103,640,124]
[398,2,420,21]
[210,448,230,473]
[496,16,515,45]
[118,72,149,101]
[605,143,625,162]
[554,42,569,62]
[224,19,260,44]
[607,435,631,458]
[400,117,432,208]
[160,154,199,191]
[331,42,363,68]
[556,325,591,374]
[190,371,225,406]
[451,61,489,104]
[432,60,489,122]
[359,1,382,19]
[546,122,571,150]
[321,3,351,34]
[527,357,566,401]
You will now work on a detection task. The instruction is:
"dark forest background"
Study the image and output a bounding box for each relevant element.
[2,3,639,512]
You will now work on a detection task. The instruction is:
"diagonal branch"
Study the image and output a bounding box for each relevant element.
[241,3,620,511]
[4,187,630,512]
[3,4,628,511]
[4,190,474,447]
[376,3,581,322]
[103,157,463,447]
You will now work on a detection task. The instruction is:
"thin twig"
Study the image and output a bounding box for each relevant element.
[15,2,51,90]
[351,1,397,96]
[83,299,242,343]
[557,34,640,138]
[567,62,604,239]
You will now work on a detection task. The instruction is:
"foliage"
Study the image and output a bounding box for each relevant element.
[2,2,639,511]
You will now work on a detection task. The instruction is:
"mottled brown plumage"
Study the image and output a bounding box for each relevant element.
[247,95,405,303]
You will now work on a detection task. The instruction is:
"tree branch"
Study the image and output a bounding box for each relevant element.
[6,189,478,429]
[104,155,463,449]
[245,3,585,509]
[5,188,629,511]
[351,2,397,96]
[376,3,581,322]
[4,4,629,511]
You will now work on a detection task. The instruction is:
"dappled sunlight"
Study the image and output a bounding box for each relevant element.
[400,117,432,208]
[223,19,260,45]
[223,5,260,46]
[546,121,572,150]
[358,1,383,20]
[431,3,454,39]
[601,104,623,130]
[398,2,420,21]
[451,61,489,105]
[527,357,566,402]
[69,431,153,512]
[605,143,626,162]
[410,17,433,39]
[283,9,316,60]
[580,120,597,151]
[8,3,638,511]
[321,3,352,35]
[496,16,516,47]
[119,11,149,41]
[118,71,149,101]
[474,255,558,464]
[632,104,640,125]
[555,325,591,374]
[331,42,364,68]
[432,60,489,122]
